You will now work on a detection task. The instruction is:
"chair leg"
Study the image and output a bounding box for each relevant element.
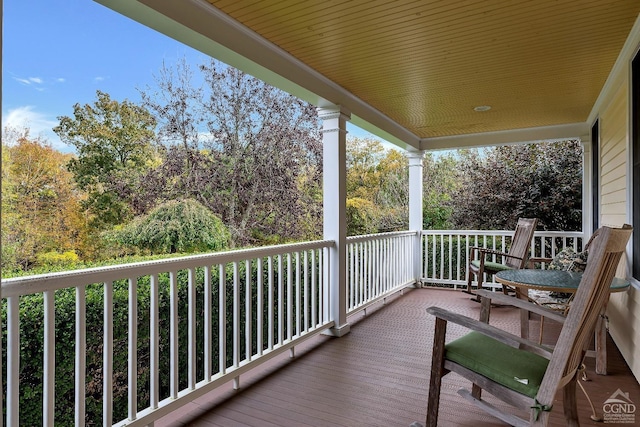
[425,318,447,427]
[562,377,580,427]
[467,272,484,301]
[471,383,482,400]
[464,269,476,295]
[476,271,484,290]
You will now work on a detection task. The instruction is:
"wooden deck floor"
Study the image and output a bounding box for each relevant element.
[157,288,639,427]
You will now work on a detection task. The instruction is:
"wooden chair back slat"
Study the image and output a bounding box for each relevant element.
[505,218,538,269]
[538,225,632,408]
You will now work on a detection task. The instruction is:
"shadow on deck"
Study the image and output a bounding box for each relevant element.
[157,288,639,427]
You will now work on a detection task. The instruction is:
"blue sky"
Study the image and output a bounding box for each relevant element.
[2,0,377,152]
[2,0,208,151]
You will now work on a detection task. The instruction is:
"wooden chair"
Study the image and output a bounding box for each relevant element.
[417,225,632,427]
[465,218,538,297]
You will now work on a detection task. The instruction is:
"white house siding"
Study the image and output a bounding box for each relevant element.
[598,71,640,381]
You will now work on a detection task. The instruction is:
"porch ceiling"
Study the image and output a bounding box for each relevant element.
[98,0,640,150]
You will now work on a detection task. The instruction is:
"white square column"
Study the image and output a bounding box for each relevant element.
[318,106,351,337]
[407,149,425,285]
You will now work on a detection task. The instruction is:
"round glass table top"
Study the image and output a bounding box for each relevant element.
[495,269,629,293]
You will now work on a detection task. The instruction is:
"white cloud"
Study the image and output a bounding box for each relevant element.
[13,76,44,86]
[56,77,66,83]
[2,106,70,152]
[94,76,106,82]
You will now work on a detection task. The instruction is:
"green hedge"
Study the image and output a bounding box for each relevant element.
[2,256,321,425]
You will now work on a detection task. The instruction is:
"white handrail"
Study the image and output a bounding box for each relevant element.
[2,240,334,426]
[421,230,585,290]
[0,229,583,425]
[346,231,418,315]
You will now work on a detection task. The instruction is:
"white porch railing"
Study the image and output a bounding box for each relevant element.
[0,232,417,426]
[2,241,335,426]
[1,228,582,425]
[421,230,585,290]
[346,231,417,315]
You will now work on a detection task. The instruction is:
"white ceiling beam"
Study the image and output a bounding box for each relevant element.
[420,122,590,151]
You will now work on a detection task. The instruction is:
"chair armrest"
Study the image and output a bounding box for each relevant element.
[471,247,524,261]
[527,257,553,268]
[526,257,553,268]
[426,306,553,358]
[475,290,566,324]
[528,257,553,264]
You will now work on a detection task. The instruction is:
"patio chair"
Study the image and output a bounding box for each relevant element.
[416,224,632,427]
[465,217,538,298]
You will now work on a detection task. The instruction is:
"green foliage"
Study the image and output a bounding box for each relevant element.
[422,152,459,230]
[111,199,230,254]
[449,141,583,231]
[423,235,469,279]
[346,197,379,235]
[3,256,321,424]
[53,90,158,229]
[345,137,409,234]
[2,282,149,425]
[36,250,80,268]
[423,203,453,230]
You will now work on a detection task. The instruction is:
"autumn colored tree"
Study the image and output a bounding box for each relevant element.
[346,137,388,198]
[375,149,409,231]
[200,60,323,244]
[1,128,89,271]
[54,90,159,229]
[345,137,409,234]
[346,197,379,235]
[422,152,460,229]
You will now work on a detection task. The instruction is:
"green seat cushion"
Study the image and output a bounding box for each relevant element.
[471,260,513,273]
[445,331,549,398]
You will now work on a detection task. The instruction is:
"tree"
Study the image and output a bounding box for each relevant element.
[346,137,387,199]
[449,141,583,231]
[375,149,409,231]
[422,152,460,229]
[110,199,230,254]
[137,59,323,246]
[345,137,409,234]
[1,128,88,271]
[346,197,379,235]
[200,60,323,244]
[53,90,158,229]
[139,58,203,154]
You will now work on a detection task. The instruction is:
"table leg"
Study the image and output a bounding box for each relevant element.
[515,286,530,340]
